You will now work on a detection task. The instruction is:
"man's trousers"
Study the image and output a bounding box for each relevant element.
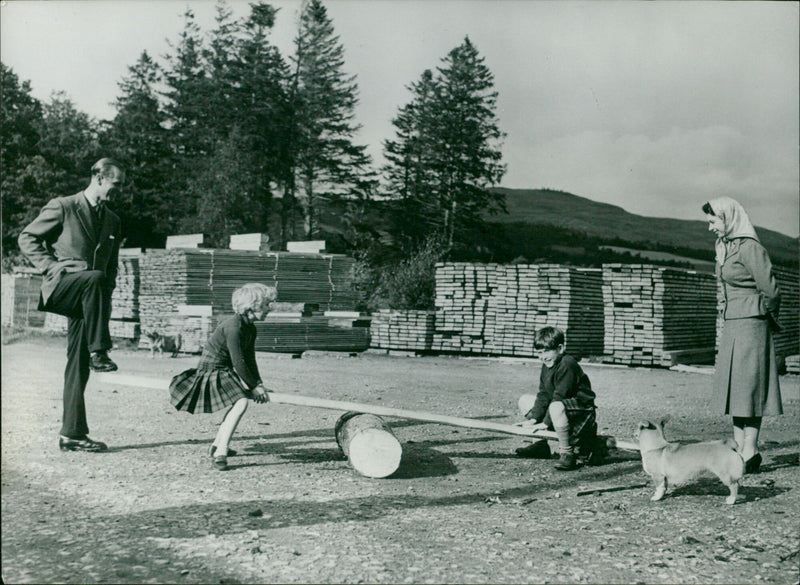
[43,270,112,438]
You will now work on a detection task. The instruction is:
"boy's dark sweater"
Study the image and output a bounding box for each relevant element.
[526,353,596,427]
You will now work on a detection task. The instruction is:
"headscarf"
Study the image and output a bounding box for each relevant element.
[706,196,759,265]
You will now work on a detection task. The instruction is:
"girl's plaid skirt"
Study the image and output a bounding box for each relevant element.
[170,367,251,413]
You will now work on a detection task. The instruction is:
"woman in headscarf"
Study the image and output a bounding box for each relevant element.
[702,197,782,474]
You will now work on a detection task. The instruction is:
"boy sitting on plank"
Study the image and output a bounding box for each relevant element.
[516,326,603,470]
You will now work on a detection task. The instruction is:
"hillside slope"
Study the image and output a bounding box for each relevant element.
[492,188,798,266]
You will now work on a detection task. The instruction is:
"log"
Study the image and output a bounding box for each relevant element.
[95,373,639,451]
[334,412,402,478]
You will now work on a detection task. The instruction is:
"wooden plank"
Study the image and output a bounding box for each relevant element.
[95,373,639,450]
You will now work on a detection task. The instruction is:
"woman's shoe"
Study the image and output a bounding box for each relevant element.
[212,455,228,471]
[744,453,762,474]
[208,445,237,457]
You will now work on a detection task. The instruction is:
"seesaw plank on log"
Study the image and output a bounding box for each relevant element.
[95,373,639,451]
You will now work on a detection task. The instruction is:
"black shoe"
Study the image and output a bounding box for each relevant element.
[515,440,551,459]
[212,456,228,471]
[209,445,237,457]
[744,453,762,474]
[554,453,579,471]
[59,436,108,452]
[90,352,118,372]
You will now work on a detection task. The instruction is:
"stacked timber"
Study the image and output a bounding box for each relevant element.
[109,320,140,339]
[772,266,799,358]
[602,264,716,366]
[229,233,270,252]
[174,305,215,354]
[166,234,204,249]
[714,265,799,359]
[0,274,12,327]
[1,272,45,328]
[370,310,435,351]
[137,249,199,350]
[785,354,799,375]
[432,263,603,359]
[44,312,68,334]
[255,313,369,354]
[136,248,365,354]
[109,251,141,339]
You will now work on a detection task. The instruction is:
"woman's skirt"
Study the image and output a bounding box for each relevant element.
[170,368,251,414]
[714,317,782,417]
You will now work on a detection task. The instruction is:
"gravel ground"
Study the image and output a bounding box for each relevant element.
[2,336,799,584]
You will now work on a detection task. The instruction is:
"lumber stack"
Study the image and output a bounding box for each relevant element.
[137,249,198,349]
[110,255,140,320]
[136,248,365,354]
[431,263,603,358]
[370,310,435,351]
[44,312,68,333]
[229,233,270,252]
[602,264,717,366]
[785,354,799,375]
[772,266,799,358]
[1,272,45,328]
[254,311,369,354]
[109,320,140,339]
[109,252,141,339]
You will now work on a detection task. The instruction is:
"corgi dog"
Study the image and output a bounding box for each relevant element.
[145,331,182,358]
[636,416,744,505]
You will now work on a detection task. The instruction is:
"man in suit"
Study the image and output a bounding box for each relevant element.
[18,158,125,452]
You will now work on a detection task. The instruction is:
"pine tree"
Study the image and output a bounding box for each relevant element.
[382,69,440,246]
[162,7,214,196]
[232,2,290,240]
[103,50,172,247]
[36,91,101,193]
[383,37,506,249]
[184,128,269,247]
[287,0,372,240]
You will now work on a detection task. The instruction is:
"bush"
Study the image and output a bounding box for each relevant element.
[353,235,450,311]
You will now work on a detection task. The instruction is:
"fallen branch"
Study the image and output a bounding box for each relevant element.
[577,483,649,497]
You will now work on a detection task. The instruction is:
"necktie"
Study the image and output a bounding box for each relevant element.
[91,203,104,239]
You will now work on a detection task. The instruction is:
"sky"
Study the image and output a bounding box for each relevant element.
[2,0,798,238]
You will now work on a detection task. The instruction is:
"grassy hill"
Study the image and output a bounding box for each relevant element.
[491,188,799,267]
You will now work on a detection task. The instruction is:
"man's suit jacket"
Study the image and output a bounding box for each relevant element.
[18,192,121,307]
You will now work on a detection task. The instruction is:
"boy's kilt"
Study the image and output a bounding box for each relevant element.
[563,397,603,462]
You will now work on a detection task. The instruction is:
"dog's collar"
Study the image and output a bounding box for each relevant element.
[639,445,666,455]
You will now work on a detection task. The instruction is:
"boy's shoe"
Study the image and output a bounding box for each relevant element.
[515,439,551,459]
[583,449,605,466]
[554,453,579,471]
[212,456,228,471]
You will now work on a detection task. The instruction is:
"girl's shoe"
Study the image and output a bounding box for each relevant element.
[744,453,762,474]
[208,445,237,457]
[212,455,228,471]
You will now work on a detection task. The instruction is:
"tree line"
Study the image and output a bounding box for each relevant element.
[2,0,506,275]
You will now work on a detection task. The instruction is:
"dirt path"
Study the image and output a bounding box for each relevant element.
[2,337,798,583]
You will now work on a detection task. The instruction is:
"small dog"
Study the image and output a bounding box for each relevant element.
[145,331,182,358]
[637,415,744,505]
